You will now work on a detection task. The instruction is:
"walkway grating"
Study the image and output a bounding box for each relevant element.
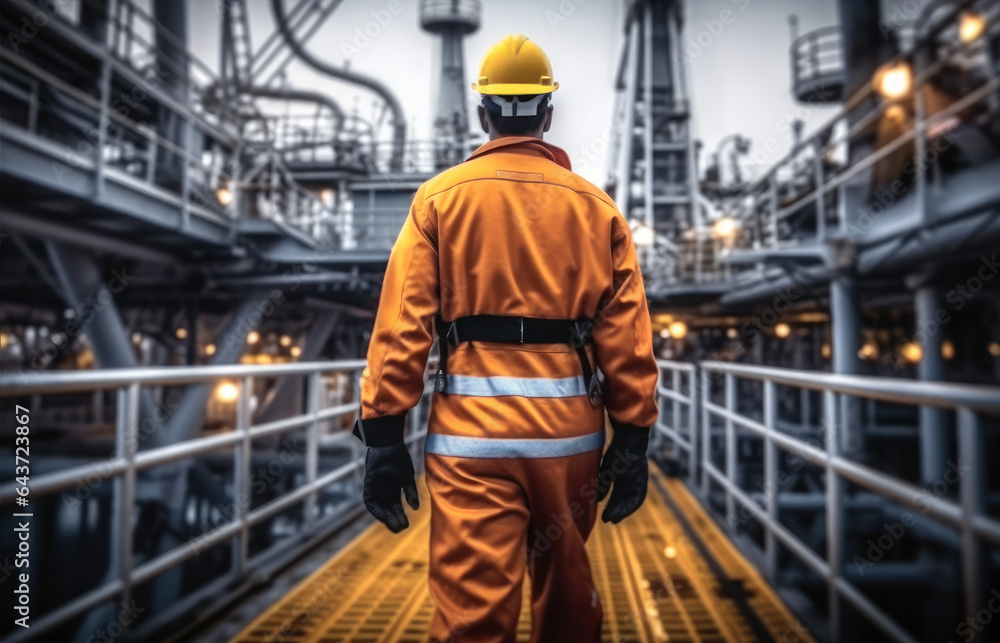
[229,466,815,643]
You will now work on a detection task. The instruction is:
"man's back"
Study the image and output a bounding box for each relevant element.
[423,137,621,324]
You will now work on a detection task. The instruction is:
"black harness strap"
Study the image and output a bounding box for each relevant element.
[434,315,599,403]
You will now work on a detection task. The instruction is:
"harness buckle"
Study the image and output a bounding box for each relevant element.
[446,321,460,345]
[570,320,595,347]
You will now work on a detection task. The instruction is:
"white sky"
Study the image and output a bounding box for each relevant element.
[189,0,845,185]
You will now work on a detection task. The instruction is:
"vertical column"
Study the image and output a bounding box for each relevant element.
[231,376,253,581]
[642,0,654,234]
[112,384,139,611]
[763,380,778,580]
[957,407,985,621]
[724,372,736,530]
[616,14,641,217]
[304,372,322,530]
[700,366,711,498]
[830,272,863,455]
[824,389,843,642]
[915,285,948,485]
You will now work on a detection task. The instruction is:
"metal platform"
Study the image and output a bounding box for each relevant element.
[227,467,814,643]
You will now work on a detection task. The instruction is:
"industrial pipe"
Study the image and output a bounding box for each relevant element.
[270,0,407,171]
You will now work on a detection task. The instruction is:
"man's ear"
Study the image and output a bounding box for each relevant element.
[478,105,490,134]
[542,104,553,133]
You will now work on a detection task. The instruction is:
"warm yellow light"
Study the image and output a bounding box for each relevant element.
[902,342,923,364]
[205,343,216,356]
[821,342,832,359]
[989,341,1000,357]
[175,327,188,340]
[941,340,955,360]
[712,216,738,240]
[132,332,142,344]
[726,328,739,339]
[659,329,671,339]
[876,62,912,100]
[664,546,677,559]
[774,323,791,339]
[215,382,239,403]
[256,354,273,364]
[885,104,907,123]
[959,12,986,43]
[290,346,302,358]
[631,222,654,248]
[280,335,292,347]
[858,341,879,360]
[0,332,8,349]
[320,188,335,203]
[216,187,233,206]
[667,321,688,340]
[247,331,260,344]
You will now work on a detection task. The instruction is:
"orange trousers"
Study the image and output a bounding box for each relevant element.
[425,450,603,643]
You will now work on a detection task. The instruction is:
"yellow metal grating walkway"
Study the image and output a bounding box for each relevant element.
[230,466,815,643]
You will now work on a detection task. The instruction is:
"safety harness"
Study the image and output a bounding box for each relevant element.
[433,315,604,407]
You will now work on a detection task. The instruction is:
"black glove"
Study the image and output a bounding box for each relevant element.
[363,442,419,533]
[353,416,419,533]
[596,423,649,524]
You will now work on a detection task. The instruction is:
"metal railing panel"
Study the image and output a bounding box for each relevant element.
[0,360,377,643]
[652,359,1000,643]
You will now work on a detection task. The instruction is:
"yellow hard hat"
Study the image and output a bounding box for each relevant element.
[472,34,559,95]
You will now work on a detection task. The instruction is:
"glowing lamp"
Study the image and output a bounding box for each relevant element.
[959,12,986,43]
[215,382,239,403]
[875,62,912,100]
[901,342,923,364]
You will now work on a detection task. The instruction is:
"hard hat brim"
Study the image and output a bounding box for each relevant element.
[473,82,559,95]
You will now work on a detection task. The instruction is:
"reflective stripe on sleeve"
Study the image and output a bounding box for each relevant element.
[424,430,605,459]
[443,374,587,398]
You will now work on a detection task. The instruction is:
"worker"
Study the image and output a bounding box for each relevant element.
[352,34,659,643]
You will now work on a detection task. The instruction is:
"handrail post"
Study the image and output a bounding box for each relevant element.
[304,372,322,530]
[232,376,253,581]
[111,383,139,612]
[957,406,985,621]
[699,366,710,499]
[813,139,826,241]
[724,372,736,530]
[671,368,685,482]
[763,379,778,580]
[824,389,842,642]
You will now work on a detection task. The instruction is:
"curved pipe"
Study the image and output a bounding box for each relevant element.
[270,0,406,171]
[246,86,346,132]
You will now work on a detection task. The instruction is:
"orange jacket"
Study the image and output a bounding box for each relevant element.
[360,136,658,440]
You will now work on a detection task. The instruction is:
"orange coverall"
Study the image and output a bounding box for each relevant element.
[360,136,659,642]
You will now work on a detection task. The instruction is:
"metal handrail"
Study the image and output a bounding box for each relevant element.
[653,358,1000,643]
[0,359,393,643]
[701,360,1000,413]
